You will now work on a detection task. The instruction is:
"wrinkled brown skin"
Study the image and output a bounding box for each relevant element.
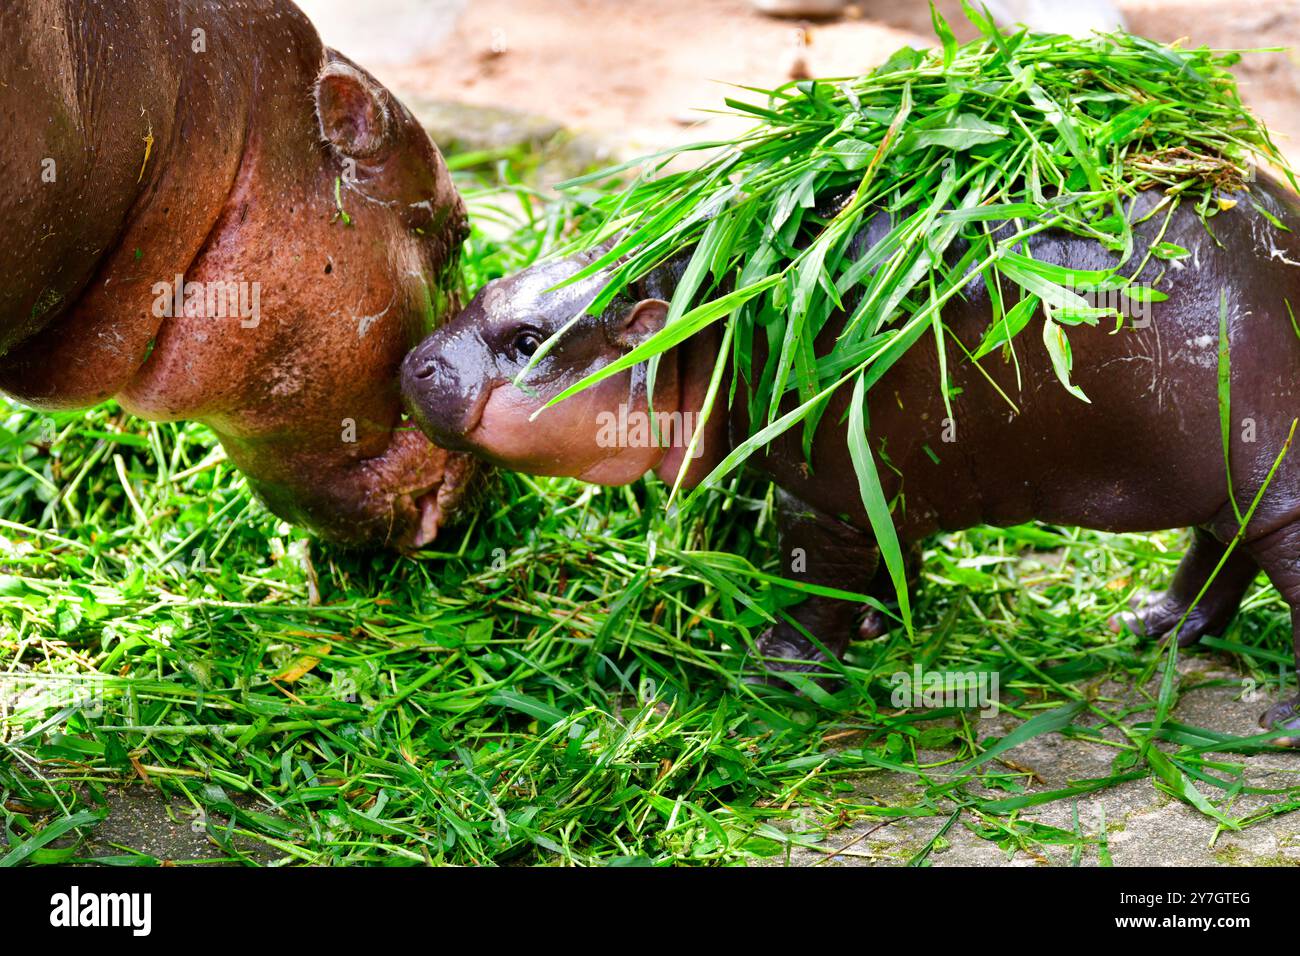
[0,0,476,548]
[404,171,1300,740]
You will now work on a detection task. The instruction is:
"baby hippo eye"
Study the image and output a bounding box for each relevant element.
[513,330,543,359]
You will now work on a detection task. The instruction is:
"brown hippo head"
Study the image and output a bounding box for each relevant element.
[0,0,476,548]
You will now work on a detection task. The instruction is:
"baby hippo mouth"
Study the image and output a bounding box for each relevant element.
[402,345,686,484]
[399,323,495,452]
[401,356,493,455]
[402,331,723,491]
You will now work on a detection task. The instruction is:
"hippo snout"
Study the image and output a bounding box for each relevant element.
[401,329,492,451]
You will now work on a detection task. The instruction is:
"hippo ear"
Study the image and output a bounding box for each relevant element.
[612,299,669,349]
[314,62,390,159]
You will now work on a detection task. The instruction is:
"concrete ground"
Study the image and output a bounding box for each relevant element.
[76,788,278,865]
[772,660,1300,866]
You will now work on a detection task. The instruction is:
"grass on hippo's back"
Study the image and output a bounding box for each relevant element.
[0,157,1297,867]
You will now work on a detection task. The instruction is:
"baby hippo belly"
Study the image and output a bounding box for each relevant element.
[904,317,1229,537]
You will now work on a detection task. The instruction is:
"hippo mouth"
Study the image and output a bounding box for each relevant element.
[460,351,690,485]
[457,379,560,468]
[404,445,478,548]
[409,480,457,548]
[451,386,493,451]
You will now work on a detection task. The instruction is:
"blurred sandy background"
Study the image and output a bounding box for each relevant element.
[296,0,1300,168]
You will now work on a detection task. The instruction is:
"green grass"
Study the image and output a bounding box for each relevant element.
[2,141,1299,869]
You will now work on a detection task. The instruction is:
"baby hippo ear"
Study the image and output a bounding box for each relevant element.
[613,298,669,349]
[315,61,390,159]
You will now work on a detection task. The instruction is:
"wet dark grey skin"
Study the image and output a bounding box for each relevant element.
[403,171,1300,741]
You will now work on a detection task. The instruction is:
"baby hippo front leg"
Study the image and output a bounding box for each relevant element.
[753,490,891,680]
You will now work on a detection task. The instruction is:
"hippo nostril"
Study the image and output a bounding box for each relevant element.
[402,350,439,384]
[400,331,491,452]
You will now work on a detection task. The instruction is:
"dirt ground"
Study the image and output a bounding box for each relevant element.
[363,0,1300,166]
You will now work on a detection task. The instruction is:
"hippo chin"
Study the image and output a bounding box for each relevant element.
[403,171,1300,741]
[1,0,477,548]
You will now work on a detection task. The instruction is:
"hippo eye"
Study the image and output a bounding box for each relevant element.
[513,330,543,359]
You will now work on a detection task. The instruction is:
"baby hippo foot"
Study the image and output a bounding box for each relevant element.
[855,542,921,640]
[1110,590,1239,648]
[748,624,845,686]
[1109,528,1259,647]
[749,491,883,688]
[1260,697,1300,747]
[858,607,890,640]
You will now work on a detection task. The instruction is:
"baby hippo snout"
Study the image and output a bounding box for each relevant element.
[400,327,491,452]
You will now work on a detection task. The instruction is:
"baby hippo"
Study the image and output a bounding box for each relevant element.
[403,173,1300,741]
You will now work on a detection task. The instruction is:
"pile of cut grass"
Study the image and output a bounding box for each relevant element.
[0,109,1297,869]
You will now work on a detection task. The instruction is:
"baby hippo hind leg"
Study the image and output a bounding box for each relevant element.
[1244,524,1300,742]
[1111,527,1259,647]
[751,490,884,681]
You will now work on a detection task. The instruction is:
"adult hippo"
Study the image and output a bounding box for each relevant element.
[1,0,474,548]
[401,173,1300,740]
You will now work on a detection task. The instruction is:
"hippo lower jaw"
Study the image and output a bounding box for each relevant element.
[407,450,477,548]
[436,387,493,455]
[214,419,479,551]
[342,435,480,550]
